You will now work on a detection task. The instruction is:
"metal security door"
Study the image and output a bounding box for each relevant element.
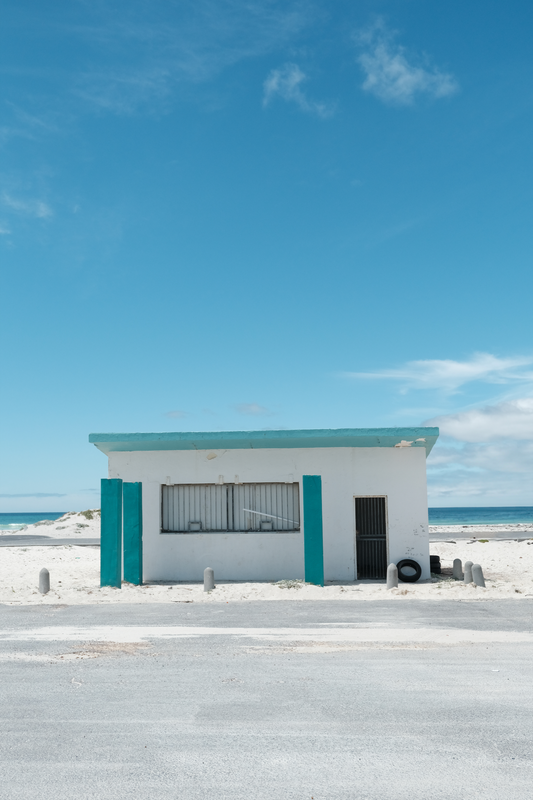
[355,497,387,579]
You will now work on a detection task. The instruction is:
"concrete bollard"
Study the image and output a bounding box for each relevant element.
[386,563,398,589]
[463,561,473,584]
[453,558,463,581]
[472,564,486,588]
[39,568,50,594]
[204,567,215,592]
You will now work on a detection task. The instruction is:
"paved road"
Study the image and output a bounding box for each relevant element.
[0,536,99,547]
[1,601,532,799]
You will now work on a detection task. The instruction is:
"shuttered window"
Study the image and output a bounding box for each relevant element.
[161,483,300,533]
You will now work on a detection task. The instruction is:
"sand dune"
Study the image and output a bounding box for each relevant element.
[1,510,101,540]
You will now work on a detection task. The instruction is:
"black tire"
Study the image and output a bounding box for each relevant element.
[397,559,422,583]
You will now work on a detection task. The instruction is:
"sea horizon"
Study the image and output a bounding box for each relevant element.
[428,506,533,526]
[0,511,67,531]
[1,506,532,531]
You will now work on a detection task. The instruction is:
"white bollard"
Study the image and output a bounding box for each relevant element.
[39,568,50,594]
[204,567,215,592]
[453,558,463,580]
[472,564,486,587]
[463,561,473,584]
[386,563,398,589]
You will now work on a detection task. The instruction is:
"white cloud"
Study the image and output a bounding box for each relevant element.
[355,20,458,105]
[425,396,533,504]
[461,441,533,474]
[427,397,533,443]
[263,63,333,118]
[164,409,188,419]
[427,440,533,504]
[2,193,53,219]
[0,222,11,235]
[234,403,272,416]
[346,353,533,504]
[343,353,533,394]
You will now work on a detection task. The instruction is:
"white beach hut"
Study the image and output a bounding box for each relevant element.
[89,427,439,586]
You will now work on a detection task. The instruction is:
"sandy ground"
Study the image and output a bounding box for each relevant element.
[1,511,532,605]
[1,533,533,605]
[429,522,533,537]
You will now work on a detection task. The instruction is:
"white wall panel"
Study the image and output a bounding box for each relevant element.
[108,446,430,582]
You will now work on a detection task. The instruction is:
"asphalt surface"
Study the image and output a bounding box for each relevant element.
[1,600,532,799]
[0,537,100,547]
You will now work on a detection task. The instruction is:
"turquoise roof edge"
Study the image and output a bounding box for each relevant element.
[89,427,439,457]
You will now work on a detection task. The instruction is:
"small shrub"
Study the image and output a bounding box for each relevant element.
[273,579,305,590]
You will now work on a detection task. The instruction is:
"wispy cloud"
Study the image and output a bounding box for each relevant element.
[164,409,188,419]
[354,19,458,106]
[234,402,273,416]
[2,193,53,219]
[0,125,35,147]
[343,353,533,394]
[0,222,11,235]
[75,68,174,114]
[72,2,312,114]
[263,63,333,117]
[0,493,67,498]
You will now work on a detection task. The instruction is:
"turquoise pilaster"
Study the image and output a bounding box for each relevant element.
[123,482,143,585]
[100,478,123,588]
[303,475,324,586]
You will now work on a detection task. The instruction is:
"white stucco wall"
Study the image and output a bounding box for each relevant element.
[107,446,430,582]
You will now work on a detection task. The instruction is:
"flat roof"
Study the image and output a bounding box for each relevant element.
[89,427,439,457]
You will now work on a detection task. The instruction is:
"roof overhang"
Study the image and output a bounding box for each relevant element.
[89,427,439,457]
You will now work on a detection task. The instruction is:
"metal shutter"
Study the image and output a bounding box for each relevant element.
[161,483,300,532]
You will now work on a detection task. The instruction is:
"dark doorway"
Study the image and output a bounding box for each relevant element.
[355,497,387,579]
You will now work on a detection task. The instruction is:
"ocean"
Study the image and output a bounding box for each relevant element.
[428,507,533,526]
[1,507,532,532]
[0,512,65,532]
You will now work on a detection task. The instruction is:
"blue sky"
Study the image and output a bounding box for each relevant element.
[1,0,532,511]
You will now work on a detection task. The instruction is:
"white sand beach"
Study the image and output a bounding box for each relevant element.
[1,511,532,605]
[429,523,533,538]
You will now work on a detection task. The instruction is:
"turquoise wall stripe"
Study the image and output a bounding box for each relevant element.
[100,478,122,588]
[303,475,324,587]
[89,426,439,457]
[123,482,143,586]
